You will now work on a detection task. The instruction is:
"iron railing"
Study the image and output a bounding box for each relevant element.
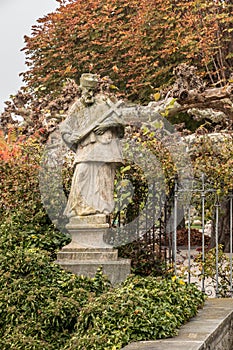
[113,174,233,297]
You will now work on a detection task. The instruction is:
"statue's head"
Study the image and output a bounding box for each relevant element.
[80,73,99,106]
[80,73,99,90]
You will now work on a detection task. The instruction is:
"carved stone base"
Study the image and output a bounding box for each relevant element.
[56,214,131,285]
[56,254,131,285]
[58,247,118,261]
[65,214,111,248]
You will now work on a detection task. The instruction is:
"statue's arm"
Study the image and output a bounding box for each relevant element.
[121,103,164,125]
[59,120,81,151]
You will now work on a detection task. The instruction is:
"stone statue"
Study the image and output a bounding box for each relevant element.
[56,73,165,282]
[60,73,125,218]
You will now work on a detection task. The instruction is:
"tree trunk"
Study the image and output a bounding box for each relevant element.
[210,197,232,252]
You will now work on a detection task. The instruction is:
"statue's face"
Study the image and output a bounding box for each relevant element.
[81,87,95,106]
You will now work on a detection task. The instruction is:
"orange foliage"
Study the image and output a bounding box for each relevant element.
[0,130,42,217]
[21,0,233,102]
[0,129,22,161]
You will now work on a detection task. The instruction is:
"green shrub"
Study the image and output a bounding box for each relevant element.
[64,275,206,350]
[0,216,70,260]
[0,235,205,350]
[0,134,71,258]
[0,246,110,350]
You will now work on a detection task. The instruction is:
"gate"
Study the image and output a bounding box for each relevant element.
[173,175,233,297]
[113,174,233,297]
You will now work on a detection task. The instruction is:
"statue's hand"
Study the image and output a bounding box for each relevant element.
[69,133,81,143]
[94,125,108,135]
[94,128,105,135]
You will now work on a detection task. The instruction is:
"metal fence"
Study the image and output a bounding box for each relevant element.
[113,174,233,298]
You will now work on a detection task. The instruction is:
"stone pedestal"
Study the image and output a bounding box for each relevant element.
[56,214,131,285]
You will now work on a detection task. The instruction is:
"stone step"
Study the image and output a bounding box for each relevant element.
[57,248,118,261]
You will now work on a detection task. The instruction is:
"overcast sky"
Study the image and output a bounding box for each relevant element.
[0,0,58,113]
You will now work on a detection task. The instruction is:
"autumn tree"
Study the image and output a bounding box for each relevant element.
[0,0,232,250]
[1,0,233,134]
[20,0,233,102]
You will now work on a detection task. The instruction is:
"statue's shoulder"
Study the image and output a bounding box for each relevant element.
[68,97,85,116]
[89,94,115,118]
[60,98,84,134]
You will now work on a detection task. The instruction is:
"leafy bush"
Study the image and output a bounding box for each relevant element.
[0,133,70,257]
[0,216,70,260]
[0,135,42,220]
[0,220,205,350]
[0,246,110,350]
[64,275,205,350]
[0,214,205,350]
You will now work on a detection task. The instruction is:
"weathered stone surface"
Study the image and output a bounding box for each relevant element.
[122,341,202,350]
[57,257,131,285]
[56,74,131,284]
[56,214,131,285]
[57,247,118,261]
[60,73,124,218]
[67,214,109,226]
[64,214,112,249]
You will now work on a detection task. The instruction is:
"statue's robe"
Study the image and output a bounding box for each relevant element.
[60,93,124,217]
